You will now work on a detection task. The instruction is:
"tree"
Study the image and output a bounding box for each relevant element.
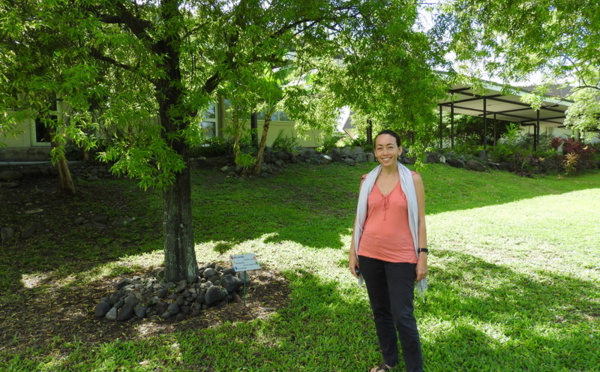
[434,0,600,132]
[2,0,444,283]
[325,2,447,150]
[0,2,83,194]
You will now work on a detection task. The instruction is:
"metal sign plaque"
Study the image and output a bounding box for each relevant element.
[230,253,261,272]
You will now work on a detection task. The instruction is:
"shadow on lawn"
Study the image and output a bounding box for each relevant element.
[2,164,598,314]
[422,250,599,371]
[190,164,600,251]
[172,270,384,371]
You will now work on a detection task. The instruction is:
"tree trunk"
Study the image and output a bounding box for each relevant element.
[253,115,271,175]
[163,145,198,283]
[155,0,199,283]
[56,157,76,195]
[49,129,76,195]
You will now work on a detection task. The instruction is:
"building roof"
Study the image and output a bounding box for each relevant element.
[439,81,573,128]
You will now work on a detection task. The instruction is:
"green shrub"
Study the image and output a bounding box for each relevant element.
[272,130,300,154]
[317,133,345,154]
[235,152,256,170]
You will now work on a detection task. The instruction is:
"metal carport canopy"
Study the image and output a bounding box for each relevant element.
[439,81,572,128]
[437,81,573,150]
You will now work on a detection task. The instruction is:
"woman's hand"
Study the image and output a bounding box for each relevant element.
[349,250,360,278]
[416,253,428,281]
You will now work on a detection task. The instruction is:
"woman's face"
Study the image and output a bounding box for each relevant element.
[374,134,402,166]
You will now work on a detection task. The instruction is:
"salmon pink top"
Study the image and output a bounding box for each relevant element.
[358,180,418,264]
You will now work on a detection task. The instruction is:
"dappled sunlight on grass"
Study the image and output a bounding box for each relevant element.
[3,164,600,371]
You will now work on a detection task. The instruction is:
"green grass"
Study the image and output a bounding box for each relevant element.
[1,162,599,371]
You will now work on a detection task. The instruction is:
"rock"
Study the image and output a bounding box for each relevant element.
[134,304,147,318]
[330,148,343,162]
[0,170,23,181]
[221,275,244,293]
[222,268,236,276]
[1,227,16,244]
[116,279,132,290]
[498,162,513,172]
[105,306,118,320]
[167,303,180,315]
[465,160,486,172]
[157,288,168,298]
[426,152,444,164]
[343,158,356,166]
[205,286,228,305]
[400,156,417,165]
[124,296,139,306]
[0,182,20,188]
[160,311,172,319]
[196,290,206,304]
[154,301,168,315]
[95,302,112,318]
[114,299,124,309]
[446,158,465,168]
[21,224,36,240]
[117,303,135,321]
[203,268,220,282]
[175,280,187,293]
[351,146,364,155]
[275,151,290,161]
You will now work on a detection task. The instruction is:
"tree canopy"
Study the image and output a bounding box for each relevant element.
[1,0,444,282]
[434,0,600,132]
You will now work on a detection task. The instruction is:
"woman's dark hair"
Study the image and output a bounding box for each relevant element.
[375,130,401,146]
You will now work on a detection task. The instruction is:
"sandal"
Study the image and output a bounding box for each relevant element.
[370,363,393,372]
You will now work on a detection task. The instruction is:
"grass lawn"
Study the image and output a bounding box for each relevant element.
[1,162,599,371]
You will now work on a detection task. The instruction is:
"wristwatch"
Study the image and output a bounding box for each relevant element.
[418,248,429,254]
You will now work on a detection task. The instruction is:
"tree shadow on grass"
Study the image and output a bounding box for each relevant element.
[190,163,360,251]
[190,164,600,254]
[421,250,599,371]
[173,269,385,371]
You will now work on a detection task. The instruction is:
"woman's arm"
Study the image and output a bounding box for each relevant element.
[349,216,360,278]
[413,172,428,281]
[349,178,365,278]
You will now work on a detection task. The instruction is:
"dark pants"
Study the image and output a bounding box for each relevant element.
[359,256,423,372]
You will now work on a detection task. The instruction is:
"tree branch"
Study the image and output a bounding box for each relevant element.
[90,47,135,72]
[87,2,154,46]
[573,85,600,91]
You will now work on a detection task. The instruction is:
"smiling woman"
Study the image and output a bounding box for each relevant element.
[350,130,429,372]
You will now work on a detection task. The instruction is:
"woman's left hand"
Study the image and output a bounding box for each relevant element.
[416,255,428,281]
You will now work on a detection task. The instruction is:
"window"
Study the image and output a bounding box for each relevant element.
[32,99,57,145]
[200,103,218,138]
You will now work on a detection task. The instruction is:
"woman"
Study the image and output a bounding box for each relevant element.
[349,130,428,372]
